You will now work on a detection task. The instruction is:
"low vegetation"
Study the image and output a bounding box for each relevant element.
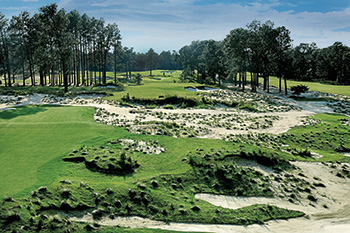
[1,70,350,232]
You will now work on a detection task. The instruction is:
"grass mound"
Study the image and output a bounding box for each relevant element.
[0,178,304,232]
[63,138,167,175]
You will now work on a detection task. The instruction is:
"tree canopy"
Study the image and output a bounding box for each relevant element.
[1,5,349,93]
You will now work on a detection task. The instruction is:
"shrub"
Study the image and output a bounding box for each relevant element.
[291,84,309,96]
[163,104,175,109]
[135,73,142,85]
[239,104,258,112]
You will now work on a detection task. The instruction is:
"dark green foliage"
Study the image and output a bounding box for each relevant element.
[127,121,201,138]
[135,73,143,85]
[0,179,303,231]
[121,95,201,108]
[0,85,119,97]
[238,149,290,168]
[63,141,140,176]
[187,149,274,196]
[238,104,259,112]
[291,84,309,96]
[292,149,312,157]
[189,147,290,170]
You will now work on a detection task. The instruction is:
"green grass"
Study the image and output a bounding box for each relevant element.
[2,72,349,231]
[4,70,350,97]
[0,105,231,198]
[106,76,201,101]
[0,70,209,102]
[263,76,350,96]
[228,113,350,163]
[284,113,350,162]
[0,105,305,232]
[0,105,128,197]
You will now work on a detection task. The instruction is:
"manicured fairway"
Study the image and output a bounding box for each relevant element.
[0,105,124,197]
[0,105,230,198]
[262,76,350,96]
[105,74,201,100]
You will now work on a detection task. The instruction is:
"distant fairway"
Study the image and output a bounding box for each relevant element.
[262,76,350,96]
[105,70,202,100]
[0,105,124,197]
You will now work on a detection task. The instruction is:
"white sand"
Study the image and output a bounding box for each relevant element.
[2,92,350,232]
[68,161,350,233]
[0,93,328,138]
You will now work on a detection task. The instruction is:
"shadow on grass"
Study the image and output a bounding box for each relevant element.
[0,105,61,120]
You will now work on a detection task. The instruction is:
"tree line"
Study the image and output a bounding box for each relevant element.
[0,4,180,91]
[1,4,349,93]
[0,4,121,91]
[177,20,350,94]
[118,48,181,79]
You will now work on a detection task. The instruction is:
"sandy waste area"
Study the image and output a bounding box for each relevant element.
[1,89,350,232]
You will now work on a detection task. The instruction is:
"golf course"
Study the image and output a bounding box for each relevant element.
[0,70,350,232]
[1,2,350,232]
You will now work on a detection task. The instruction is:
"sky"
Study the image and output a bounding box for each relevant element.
[1,0,350,53]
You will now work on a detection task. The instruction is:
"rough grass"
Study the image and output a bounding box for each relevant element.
[0,104,306,232]
[285,113,350,162]
[2,72,349,231]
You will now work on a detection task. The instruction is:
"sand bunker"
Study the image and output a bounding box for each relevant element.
[185,86,218,92]
[2,91,349,232]
[66,161,350,233]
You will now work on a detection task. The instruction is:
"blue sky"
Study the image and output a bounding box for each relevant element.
[1,0,350,52]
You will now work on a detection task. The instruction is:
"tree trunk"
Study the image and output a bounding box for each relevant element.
[238,72,241,87]
[279,76,282,93]
[114,50,117,84]
[40,70,44,86]
[80,37,85,85]
[29,55,35,86]
[76,43,80,86]
[284,76,288,95]
[103,51,107,84]
[242,72,245,91]
[93,42,96,85]
[4,71,7,87]
[22,57,25,86]
[62,61,68,93]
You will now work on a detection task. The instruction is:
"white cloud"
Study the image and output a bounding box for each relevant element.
[0,6,30,10]
[51,0,350,51]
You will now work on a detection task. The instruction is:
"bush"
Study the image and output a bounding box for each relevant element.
[121,95,201,108]
[135,73,142,85]
[291,84,309,96]
[163,104,175,109]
